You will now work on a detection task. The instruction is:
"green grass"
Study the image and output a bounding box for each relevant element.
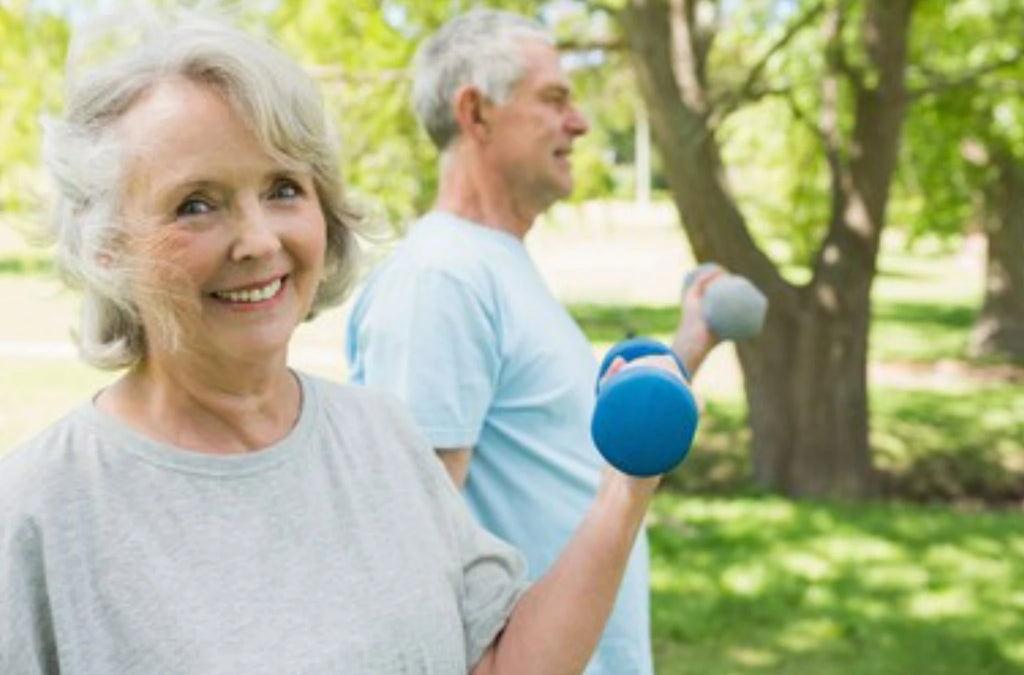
[649,384,1024,504]
[648,496,1024,674]
[0,253,52,276]
[575,248,1024,671]
[872,385,1024,502]
[569,302,680,344]
[871,249,984,362]
[870,298,978,362]
[568,297,983,362]
[569,252,1024,672]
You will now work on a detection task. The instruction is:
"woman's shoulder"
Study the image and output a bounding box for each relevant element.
[0,404,93,517]
[299,373,419,431]
[300,371,406,409]
[297,372,432,459]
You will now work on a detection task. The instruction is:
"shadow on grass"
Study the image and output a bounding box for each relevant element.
[869,299,1024,367]
[870,298,974,362]
[873,300,975,330]
[674,385,1024,505]
[572,299,980,361]
[872,386,1024,504]
[648,496,1024,674]
[663,399,754,496]
[570,297,977,337]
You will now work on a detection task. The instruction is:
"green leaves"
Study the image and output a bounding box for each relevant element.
[896,0,1024,240]
[0,2,68,213]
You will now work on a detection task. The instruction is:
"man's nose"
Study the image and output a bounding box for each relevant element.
[566,104,589,136]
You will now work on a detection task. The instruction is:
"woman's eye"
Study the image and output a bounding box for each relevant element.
[176,197,212,217]
[270,180,303,200]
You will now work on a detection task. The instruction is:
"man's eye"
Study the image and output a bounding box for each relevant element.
[544,90,569,106]
[176,197,212,217]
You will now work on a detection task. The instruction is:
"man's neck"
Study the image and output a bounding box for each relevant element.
[434,150,540,239]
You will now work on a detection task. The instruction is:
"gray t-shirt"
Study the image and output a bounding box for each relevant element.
[0,372,526,674]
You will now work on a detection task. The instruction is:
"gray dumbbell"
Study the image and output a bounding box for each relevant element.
[683,263,768,340]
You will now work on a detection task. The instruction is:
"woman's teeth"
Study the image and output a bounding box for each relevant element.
[212,278,282,303]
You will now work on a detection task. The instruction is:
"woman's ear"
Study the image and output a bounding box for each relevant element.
[452,85,490,141]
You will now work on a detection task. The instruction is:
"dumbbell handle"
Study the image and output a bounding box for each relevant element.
[591,337,699,477]
[596,337,690,391]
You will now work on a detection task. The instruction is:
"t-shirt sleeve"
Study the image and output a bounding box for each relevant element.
[455,497,529,667]
[348,265,500,449]
[423,439,528,667]
[376,390,528,668]
[0,457,57,674]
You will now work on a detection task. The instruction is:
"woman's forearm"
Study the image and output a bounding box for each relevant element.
[472,470,659,675]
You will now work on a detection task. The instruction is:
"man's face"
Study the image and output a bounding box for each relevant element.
[483,39,589,211]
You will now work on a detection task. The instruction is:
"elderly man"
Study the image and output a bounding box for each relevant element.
[347,9,720,673]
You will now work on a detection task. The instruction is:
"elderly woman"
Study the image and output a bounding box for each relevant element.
[0,10,673,675]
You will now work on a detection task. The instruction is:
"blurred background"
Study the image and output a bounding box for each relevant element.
[1,0,1022,672]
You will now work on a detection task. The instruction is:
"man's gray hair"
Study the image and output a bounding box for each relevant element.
[41,8,362,370]
[412,8,552,150]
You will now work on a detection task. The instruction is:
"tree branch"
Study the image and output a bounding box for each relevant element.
[556,36,626,52]
[554,1,625,52]
[909,51,1024,100]
[784,92,826,145]
[579,0,620,16]
[710,0,825,120]
[820,0,846,173]
[739,1,825,105]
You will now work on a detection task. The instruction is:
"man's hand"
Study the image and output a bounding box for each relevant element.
[673,265,726,376]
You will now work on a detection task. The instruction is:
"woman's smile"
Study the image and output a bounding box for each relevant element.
[209,275,288,306]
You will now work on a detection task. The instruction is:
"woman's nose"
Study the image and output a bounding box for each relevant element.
[231,202,282,262]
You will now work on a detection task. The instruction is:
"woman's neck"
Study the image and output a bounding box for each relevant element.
[96,350,301,455]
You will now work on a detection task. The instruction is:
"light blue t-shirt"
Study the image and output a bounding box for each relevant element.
[347,211,653,675]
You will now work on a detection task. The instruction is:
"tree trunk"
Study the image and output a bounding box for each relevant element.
[621,0,914,497]
[970,151,1024,362]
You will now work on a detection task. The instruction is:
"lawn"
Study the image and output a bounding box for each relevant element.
[648,496,1024,674]
[1,216,1022,673]
[562,238,1024,673]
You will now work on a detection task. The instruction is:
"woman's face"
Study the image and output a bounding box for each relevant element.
[116,77,327,366]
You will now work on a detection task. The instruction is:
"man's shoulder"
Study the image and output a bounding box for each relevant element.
[396,214,495,266]
[364,220,506,302]
[393,212,523,268]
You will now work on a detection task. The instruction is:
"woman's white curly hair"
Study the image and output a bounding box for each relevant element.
[41,6,361,369]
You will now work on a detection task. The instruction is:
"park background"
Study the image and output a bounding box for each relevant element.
[1,0,1022,673]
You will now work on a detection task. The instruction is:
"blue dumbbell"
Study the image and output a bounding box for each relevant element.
[591,337,700,477]
[683,263,768,341]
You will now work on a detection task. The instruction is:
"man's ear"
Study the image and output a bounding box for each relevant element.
[452,85,490,140]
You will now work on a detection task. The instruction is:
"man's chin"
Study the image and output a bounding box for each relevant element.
[554,175,574,199]
[542,185,573,210]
